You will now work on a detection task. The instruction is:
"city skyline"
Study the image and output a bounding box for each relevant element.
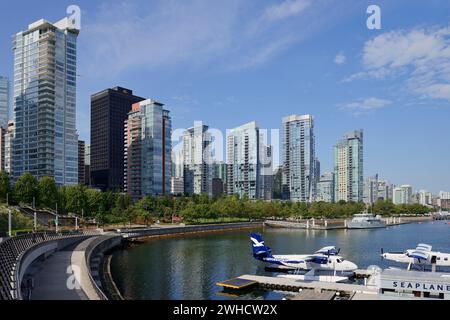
[0,1,450,193]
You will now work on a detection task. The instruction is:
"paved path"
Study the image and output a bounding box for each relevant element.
[29,237,101,300]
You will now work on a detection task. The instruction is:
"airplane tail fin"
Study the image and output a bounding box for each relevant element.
[250,233,273,260]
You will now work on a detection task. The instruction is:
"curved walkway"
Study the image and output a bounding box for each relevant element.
[29,237,102,300]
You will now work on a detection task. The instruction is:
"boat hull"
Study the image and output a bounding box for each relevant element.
[347,222,386,229]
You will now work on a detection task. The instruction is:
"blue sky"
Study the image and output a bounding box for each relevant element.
[1,0,450,193]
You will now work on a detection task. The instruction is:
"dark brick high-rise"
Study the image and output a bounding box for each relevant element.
[90,87,144,191]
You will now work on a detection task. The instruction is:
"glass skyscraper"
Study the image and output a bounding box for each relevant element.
[282,115,316,202]
[182,123,213,196]
[334,130,364,202]
[12,18,79,185]
[0,76,9,129]
[124,99,172,200]
[227,121,262,200]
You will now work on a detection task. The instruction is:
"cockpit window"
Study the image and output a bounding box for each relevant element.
[337,259,342,263]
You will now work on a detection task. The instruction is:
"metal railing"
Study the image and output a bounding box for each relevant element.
[0,231,98,300]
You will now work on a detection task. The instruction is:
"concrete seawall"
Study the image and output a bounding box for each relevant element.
[120,221,264,240]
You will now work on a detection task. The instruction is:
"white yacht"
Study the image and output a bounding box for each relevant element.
[347,212,386,229]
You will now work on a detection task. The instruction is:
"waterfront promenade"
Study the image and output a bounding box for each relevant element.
[29,237,100,300]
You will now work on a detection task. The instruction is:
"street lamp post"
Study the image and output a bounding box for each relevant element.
[8,209,12,237]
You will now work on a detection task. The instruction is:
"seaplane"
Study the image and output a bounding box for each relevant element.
[381,243,450,271]
[250,233,357,276]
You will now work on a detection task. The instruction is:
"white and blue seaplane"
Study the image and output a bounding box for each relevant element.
[250,233,358,282]
[381,243,450,271]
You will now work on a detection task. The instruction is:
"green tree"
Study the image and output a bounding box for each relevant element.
[0,172,10,203]
[13,172,38,205]
[66,185,88,215]
[38,177,58,209]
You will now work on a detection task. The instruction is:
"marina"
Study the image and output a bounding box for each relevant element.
[110,220,450,300]
[263,215,431,230]
[217,268,450,300]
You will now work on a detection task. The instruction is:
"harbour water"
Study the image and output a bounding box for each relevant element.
[110,221,450,300]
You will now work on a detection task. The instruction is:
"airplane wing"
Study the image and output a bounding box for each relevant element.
[305,255,329,265]
[315,246,338,256]
[408,250,429,261]
[416,244,432,252]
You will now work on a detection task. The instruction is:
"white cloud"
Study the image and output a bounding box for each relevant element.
[263,0,311,22]
[79,0,319,77]
[339,97,392,115]
[344,26,450,102]
[334,52,346,65]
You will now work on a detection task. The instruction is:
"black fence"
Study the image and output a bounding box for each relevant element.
[0,231,95,300]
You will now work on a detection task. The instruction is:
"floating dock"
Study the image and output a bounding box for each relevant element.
[216,278,258,290]
[218,274,378,298]
[288,289,336,300]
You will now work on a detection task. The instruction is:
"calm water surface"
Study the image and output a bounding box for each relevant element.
[110,221,450,300]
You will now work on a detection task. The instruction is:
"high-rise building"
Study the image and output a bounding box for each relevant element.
[260,145,273,200]
[272,166,283,199]
[314,158,321,200]
[124,99,171,200]
[0,127,6,172]
[91,87,144,191]
[0,76,9,128]
[172,148,184,179]
[439,192,450,210]
[334,130,364,202]
[84,144,91,186]
[171,177,184,195]
[182,123,213,196]
[418,190,433,207]
[4,121,14,175]
[12,18,80,185]
[282,115,316,202]
[363,174,379,205]
[377,180,393,201]
[227,121,266,200]
[393,187,402,205]
[317,172,335,203]
[171,147,184,194]
[78,140,85,185]
[212,161,227,195]
[393,185,413,204]
[439,191,450,200]
[212,178,224,198]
